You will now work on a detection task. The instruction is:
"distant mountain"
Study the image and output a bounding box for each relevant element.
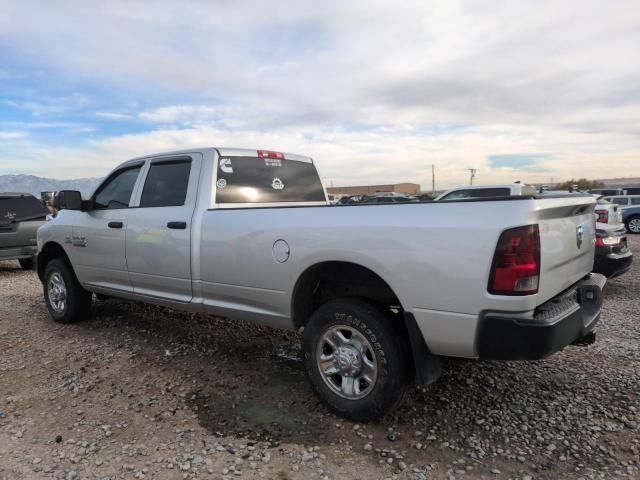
[0,174,102,198]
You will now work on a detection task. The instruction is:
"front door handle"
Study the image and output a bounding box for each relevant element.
[108,221,123,229]
[167,221,187,230]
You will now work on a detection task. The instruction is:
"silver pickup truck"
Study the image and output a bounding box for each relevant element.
[37,147,606,421]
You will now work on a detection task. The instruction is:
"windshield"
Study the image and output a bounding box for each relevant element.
[215,156,326,204]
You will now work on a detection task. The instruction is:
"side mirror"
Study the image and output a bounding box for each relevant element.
[54,190,83,210]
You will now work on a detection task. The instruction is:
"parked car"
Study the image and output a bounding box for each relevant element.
[602,195,640,208]
[621,205,640,234]
[336,195,362,204]
[593,224,633,278]
[361,193,418,203]
[434,183,537,201]
[38,147,605,421]
[1,192,49,269]
[593,197,624,226]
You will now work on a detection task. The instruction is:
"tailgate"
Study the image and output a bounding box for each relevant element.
[0,219,43,248]
[535,196,597,305]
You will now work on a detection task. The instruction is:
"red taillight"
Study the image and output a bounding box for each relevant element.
[489,225,540,296]
[257,150,284,159]
[595,209,608,223]
[595,235,621,247]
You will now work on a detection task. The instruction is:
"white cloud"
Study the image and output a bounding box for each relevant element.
[138,105,219,124]
[0,131,27,140]
[95,112,133,120]
[0,0,638,185]
[3,122,637,190]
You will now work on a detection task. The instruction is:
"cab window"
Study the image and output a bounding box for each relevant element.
[140,160,192,208]
[93,165,142,209]
[215,156,325,204]
[611,197,628,206]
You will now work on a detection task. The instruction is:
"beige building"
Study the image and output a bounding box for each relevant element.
[326,182,421,196]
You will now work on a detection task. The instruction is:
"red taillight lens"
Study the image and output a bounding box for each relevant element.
[257,150,284,159]
[489,225,540,295]
[595,209,608,223]
[595,235,621,247]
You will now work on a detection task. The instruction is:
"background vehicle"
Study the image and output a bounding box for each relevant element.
[434,183,537,201]
[602,195,640,208]
[593,197,624,227]
[0,192,49,269]
[37,147,605,421]
[361,192,418,203]
[593,224,632,278]
[336,195,362,204]
[621,205,640,234]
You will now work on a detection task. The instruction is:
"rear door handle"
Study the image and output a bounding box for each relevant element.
[108,221,123,229]
[167,221,187,230]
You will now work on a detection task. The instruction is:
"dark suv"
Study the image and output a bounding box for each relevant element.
[0,193,49,269]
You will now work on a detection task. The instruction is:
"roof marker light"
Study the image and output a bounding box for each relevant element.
[257,150,285,159]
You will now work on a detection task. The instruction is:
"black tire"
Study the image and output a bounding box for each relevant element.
[43,258,92,324]
[18,257,34,270]
[302,298,410,422]
[625,215,640,234]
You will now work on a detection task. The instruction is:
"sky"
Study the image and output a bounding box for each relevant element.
[0,0,639,190]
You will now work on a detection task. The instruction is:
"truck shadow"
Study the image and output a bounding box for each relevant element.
[79,297,333,444]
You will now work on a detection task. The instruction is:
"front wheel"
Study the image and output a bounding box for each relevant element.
[43,259,92,323]
[626,215,640,234]
[302,299,410,422]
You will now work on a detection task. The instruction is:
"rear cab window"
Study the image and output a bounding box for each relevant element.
[140,160,191,208]
[215,156,326,205]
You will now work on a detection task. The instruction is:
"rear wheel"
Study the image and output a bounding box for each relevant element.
[43,259,92,323]
[18,257,34,270]
[302,298,410,422]
[626,215,640,234]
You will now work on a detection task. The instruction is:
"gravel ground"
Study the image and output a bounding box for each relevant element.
[1,236,638,480]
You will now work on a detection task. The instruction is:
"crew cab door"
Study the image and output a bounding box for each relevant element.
[125,154,202,302]
[70,163,144,292]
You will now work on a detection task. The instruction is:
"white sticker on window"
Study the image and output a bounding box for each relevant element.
[271,178,284,190]
[265,158,282,167]
[220,159,233,173]
[216,178,227,189]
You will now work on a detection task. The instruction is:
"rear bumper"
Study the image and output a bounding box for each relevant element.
[0,245,38,261]
[594,250,633,278]
[476,273,606,360]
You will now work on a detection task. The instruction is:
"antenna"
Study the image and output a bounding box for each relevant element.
[468,168,477,185]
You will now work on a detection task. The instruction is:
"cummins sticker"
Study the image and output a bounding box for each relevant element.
[216,178,227,189]
[220,159,233,173]
[271,178,284,190]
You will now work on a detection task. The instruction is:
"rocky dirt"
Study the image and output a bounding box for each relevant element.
[1,236,638,480]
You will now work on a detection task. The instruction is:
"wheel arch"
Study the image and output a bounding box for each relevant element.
[37,241,75,283]
[291,260,405,329]
[291,260,442,386]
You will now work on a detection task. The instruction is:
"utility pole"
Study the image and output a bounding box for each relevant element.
[468,168,477,185]
[431,164,435,194]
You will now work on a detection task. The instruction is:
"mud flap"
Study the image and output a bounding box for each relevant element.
[404,313,442,385]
